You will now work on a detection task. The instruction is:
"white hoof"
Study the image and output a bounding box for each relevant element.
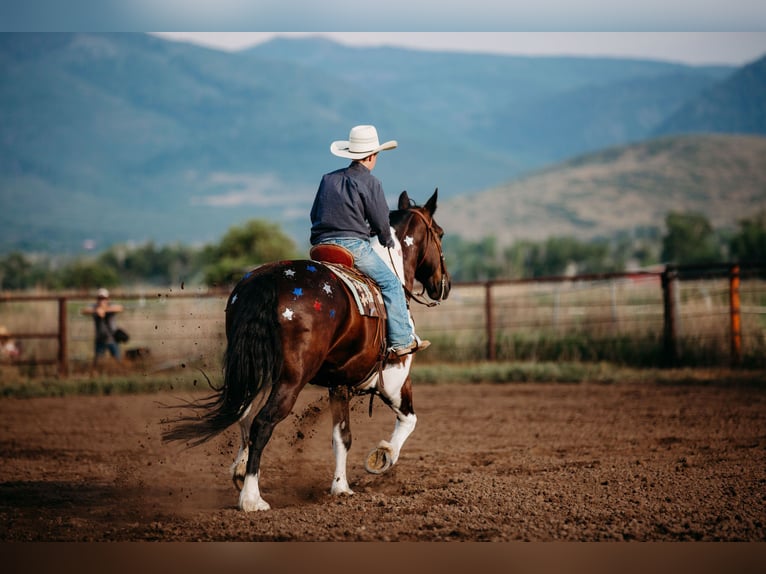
[239,496,271,512]
[331,478,354,496]
[239,473,269,511]
[364,440,394,474]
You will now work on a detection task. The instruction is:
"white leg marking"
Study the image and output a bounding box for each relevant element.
[331,423,354,495]
[377,355,412,408]
[387,413,417,465]
[239,472,271,511]
[362,355,416,469]
[231,444,249,487]
[231,404,254,487]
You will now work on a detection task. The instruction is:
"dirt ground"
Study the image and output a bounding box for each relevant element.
[0,379,764,541]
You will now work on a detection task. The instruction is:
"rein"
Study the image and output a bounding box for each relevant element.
[392,208,448,307]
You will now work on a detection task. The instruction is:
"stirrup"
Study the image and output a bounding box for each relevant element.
[388,338,431,359]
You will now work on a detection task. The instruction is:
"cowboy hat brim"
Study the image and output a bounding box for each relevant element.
[330,139,398,159]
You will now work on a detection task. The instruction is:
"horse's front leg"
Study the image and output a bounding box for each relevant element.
[365,363,417,474]
[231,403,255,491]
[329,385,354,495]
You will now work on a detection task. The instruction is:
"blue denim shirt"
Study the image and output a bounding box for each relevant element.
[310,162,394,248]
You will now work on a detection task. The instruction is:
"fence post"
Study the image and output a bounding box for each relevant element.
[730,264,742,367]
[661,267,678,367]
[485,281,496,361]
[58,297,69,377]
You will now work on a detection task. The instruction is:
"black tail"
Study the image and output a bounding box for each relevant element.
[162,273,283,446]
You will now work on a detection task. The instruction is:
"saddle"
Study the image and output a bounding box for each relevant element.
[309,244,354,268]
[310,244,385,319]
[310,244,405,405]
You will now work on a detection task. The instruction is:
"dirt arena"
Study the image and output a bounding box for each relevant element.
[0,379,764,541]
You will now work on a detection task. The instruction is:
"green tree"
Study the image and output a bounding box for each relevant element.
[0,252,37,290]
[98,242,198,286]
[504,237,612,278]
[443,235,501,282]
[661,212,719,264]
[730,209,766,262]
[203,219,300,286]
[57,260,120,290]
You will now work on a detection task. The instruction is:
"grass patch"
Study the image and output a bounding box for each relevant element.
[0,369,220,399]
[410,362,766,387]
[2,362,763,399]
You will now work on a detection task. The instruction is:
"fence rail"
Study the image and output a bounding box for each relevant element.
[410,262,765,368]
[1,264,764,377]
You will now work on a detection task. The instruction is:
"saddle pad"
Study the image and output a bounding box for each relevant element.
[322,263,385,318]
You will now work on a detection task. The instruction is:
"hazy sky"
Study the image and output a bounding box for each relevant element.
[152,32,766,66]
[2,2,766,55]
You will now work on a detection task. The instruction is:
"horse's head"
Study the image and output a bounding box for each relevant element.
[392,189,451,304]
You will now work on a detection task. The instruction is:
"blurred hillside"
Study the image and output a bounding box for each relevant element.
[440,134,766,244]
[0,33,763,253]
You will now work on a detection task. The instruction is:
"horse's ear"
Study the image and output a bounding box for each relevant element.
[398,190,411,210]
[424,188,438,215]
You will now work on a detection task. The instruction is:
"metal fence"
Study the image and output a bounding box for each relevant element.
[410,263,766,368]
[0,288,230,377]
[1,263,765,377]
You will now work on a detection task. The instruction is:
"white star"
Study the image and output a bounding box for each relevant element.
[322,283,333,295]
[404,236,415,247]
[284,269,296,278]
[230,294,238,304]
[282,308,294,321]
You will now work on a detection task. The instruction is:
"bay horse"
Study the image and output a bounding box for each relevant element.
[163,189,450,511]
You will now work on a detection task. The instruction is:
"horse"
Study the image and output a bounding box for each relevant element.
[162,189,450,511]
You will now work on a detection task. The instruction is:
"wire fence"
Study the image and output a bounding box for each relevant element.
[411,264,766,368]
[1,263,765,377]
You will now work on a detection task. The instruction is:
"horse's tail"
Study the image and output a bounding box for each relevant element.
[162,273,283,446]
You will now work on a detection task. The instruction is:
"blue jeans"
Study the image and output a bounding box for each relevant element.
[95,341,120,361]
[318,237,414,349]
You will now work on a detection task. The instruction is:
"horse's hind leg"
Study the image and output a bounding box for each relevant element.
[329,386,353,496]
[240,380,305,512]
[231,403,255,491]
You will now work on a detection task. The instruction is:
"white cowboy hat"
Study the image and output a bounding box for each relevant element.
[330,125,397,159]
[97,288,110,299]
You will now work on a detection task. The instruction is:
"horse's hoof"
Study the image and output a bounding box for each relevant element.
[240,497,271,512]
[364,441,394,474]
[331,486,354,496]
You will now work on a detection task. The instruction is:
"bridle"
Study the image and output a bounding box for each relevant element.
[394,208,449,307]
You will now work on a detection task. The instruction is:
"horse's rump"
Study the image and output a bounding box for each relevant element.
[163,268,283,446]
[163,260,384,445]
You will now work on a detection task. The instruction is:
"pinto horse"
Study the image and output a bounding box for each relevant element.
[163,189,450,511]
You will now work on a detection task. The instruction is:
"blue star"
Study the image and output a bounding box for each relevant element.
[329,309,336,318]
[243,271,252,279]
[307,265,317,273]
[292,287,303,297]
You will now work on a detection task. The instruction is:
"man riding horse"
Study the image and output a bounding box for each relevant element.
[310,124,430,358]
[163,124,450,511]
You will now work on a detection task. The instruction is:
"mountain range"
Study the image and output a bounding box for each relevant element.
[440,133,766,245]
[0,33,764,254]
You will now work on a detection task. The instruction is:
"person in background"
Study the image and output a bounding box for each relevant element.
[81,288,124,364]
[310,124,429,357]
[0,325,21,360]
